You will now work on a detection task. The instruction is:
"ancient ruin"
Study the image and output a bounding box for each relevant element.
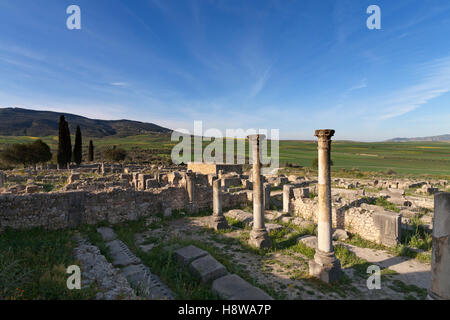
[0,128,447,301]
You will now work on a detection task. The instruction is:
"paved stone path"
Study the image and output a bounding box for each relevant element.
[97,227,174,300]
[73,236,136,300]
[175,245,273,300]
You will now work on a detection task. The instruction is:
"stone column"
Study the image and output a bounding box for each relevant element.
[248,134,271,249]
[185,171,198,213]
[0,171,5,188]
[101,162,105,176]
[428,192,450,300]
[283,184,293,214]
[309,129,341,283]
[264,183,271,210]
[209,178,229,231]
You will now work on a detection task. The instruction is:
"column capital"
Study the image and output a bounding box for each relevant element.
[314,129,335,141]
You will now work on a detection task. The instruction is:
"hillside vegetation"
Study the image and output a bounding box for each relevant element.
[0,108,172,137]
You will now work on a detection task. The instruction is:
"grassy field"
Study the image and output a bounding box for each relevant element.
[0,134,449,178]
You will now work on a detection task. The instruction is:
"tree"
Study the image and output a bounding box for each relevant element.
[73,125,82,165]
[88,140,94,162]
[64,120,72,166]
[29,139,52,164]
[57,115,66,166]
[104,146,127,162]
[0,140,52,167]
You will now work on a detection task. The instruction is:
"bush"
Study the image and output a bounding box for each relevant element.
[103,146,127,162]
[0,140,52,167]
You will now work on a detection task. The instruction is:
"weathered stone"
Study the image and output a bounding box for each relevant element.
[248,134,271,249]
[97,227,117,241]
[263,183,271,210]
[68,173,80,184]
[224,209,253,225]
[297,235,318,249]
[0,171,6,188]
[163,207,172,217]
[106,240,141,267]
[265,223,284,233]
[428,192,450,300]
[283,184,294,213]
[373,210,402,246]
[25,185,39,194]
[175,245,208,266]
[146,179,159,189]
[212,274,273,300]
[332,228,349,241]
[189,254,228,283]
[310,129,341,283]
[121,263,174,300]
[210,178,229,231]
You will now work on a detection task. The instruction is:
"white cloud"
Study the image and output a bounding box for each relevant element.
[249,67,271,98]
[379,57,450,119]
[110,82,129,87]
[343,78,367,97]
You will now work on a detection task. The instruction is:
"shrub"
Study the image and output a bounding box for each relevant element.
[103,146,127,162]
[0,140,52,167]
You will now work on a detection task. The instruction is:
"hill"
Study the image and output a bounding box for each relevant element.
[0,107,172,137]
[387,134,450,142]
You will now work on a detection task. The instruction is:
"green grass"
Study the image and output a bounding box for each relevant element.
[362,196,401,213]
[344,233,432,264]
[1,134,450,178]
[0,227,97,300]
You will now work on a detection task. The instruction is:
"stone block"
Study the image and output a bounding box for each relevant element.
[121,264,174,300]
[224,209,253,225]
[106,240,141,267]
[212,274,273,300]
[265,223,283,233]
[297,235,317,249]
[174,245,208,267]
[146,179,160,189]
[373,210,402,246]
[189,255,228,283]
[97,227,117,241]
[332,228,349,241]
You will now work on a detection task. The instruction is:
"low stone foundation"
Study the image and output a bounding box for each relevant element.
[290,192,402,246]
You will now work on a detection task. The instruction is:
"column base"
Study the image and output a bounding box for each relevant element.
[426,290,446,300]
[249,229,271,249]
[309,250,341,283]
[209,215,229,231]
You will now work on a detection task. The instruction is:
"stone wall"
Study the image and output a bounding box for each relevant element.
[187,163,243,175]
[0,186,248,231]
[290,191,402,246]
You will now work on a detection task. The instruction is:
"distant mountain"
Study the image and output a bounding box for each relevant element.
[387,134,450,142]
[0,107,172,137]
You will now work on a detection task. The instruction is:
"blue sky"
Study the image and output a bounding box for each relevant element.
[0,0,449,141]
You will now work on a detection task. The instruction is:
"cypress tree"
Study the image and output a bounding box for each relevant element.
[73,125,82,165]
[88,140,94,162]
[64,120,72,166]
[57,115,66,167]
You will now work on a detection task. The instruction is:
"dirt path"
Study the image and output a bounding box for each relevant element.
[339,243,431,290]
